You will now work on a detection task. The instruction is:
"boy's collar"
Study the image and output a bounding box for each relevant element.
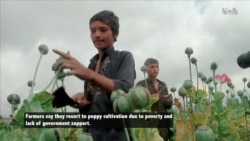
[90,47,115,62]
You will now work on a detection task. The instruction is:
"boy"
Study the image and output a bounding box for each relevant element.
[136,58,173,141]
[53,10,136,141]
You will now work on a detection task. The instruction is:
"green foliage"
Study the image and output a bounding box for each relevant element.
[39,129,58,141]
[1,90,82,141]
[76,133,93,141]
[0,130,8,141]
[138,128,163,141]
[13,91,54,128]
[174,85,250,141]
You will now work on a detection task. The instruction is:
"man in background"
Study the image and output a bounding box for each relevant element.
[136,58,173,141]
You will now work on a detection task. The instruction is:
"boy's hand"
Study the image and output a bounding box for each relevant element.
[164,93,173,109]
[71,92,90,109]
[151,91,161,98]
[52,49,91,80]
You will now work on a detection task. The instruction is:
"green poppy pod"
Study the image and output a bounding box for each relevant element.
[178,87,187,97]
[237,90,244,97]
[195,125,215,141]
[38,44,49,55]
[207,76,213,84]
[183,80,193,90]
[57,71,66,80]
[242,95,248,100]
[117,95,132,112]
[191,57,197,65]
[243,77,247,82]
[231,83,235,89]
[77,132,93,141]
[140,65,148,73]
[126,94,136,111]
[7,94,20,105]
[214,81,218,86]
[170,87,176,93]
[198,72,203,78]
[27,80,35,87]
[210,62,218,71]
[208,86,214,92]
[185,47,193,57]
[247,81,250,88]
[129,87,151,109]
[52,62,57,71]
[110,89,126,103]
[113,99,119,113]
[201,75,207,82]
[227,82,233,88]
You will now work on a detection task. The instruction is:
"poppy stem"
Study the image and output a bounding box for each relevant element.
[43,71,60,92]
[29,54,43,97]
[122,119,130,141]
[143,72,148,90]
[188,56,192,82]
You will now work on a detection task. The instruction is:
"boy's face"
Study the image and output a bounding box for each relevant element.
[147,63,159,78]
[90,21,118,50]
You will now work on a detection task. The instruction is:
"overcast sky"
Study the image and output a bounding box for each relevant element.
[1,0,250,117]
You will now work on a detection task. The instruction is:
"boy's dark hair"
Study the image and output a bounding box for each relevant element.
[89,10,119,41]
[144,58,159,66]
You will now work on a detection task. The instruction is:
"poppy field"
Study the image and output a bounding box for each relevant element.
[0,45,250,141]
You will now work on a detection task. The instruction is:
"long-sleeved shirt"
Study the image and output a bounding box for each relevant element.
[136,78,173,141]
[80,46,136,141]
[136,78,172,112]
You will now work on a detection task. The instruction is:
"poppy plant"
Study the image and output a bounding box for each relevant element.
[215,73,231,91]
[215,74,231,84]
